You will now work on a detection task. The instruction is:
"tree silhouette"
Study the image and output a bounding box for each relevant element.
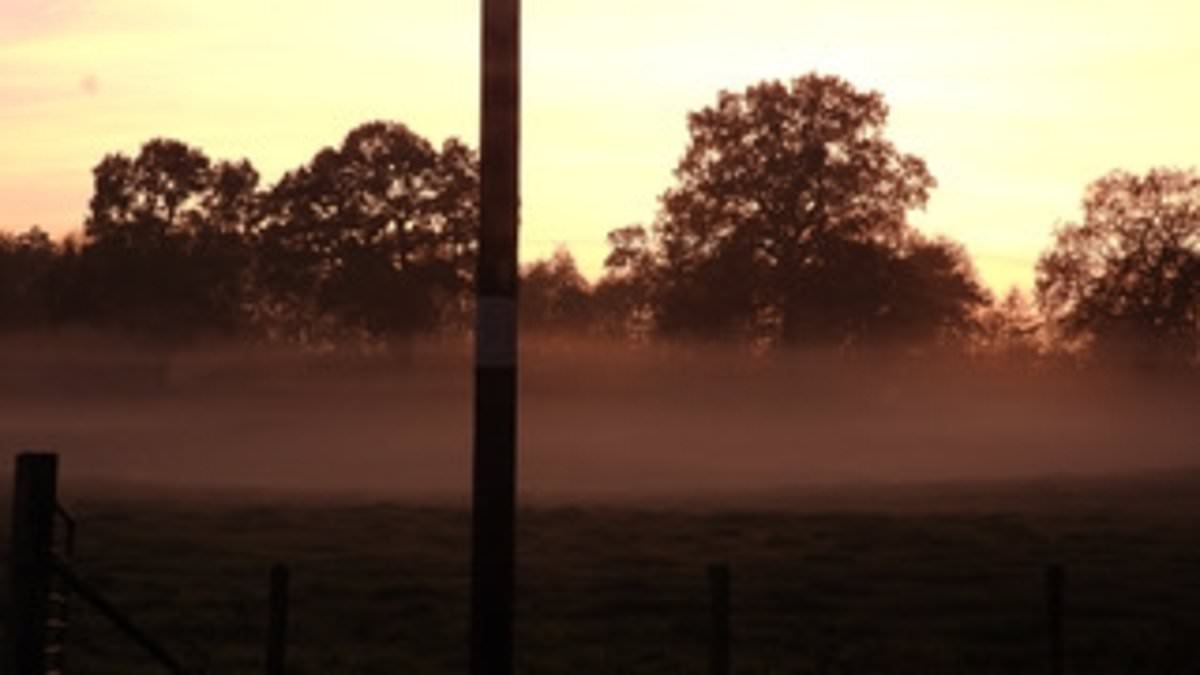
[866,236,987,345]
[603,73,985,347]
[1037,168,1200,366]
[973,286,1043,361]
[0,102,1011,351]
[0,227,59,330]
[592,225,657,338]
[519,249,593,333]
[256,121,479,340]
[82,139,258,341]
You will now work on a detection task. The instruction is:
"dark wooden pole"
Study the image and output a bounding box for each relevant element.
[9,452,58,675]
[266,563,290,675]
[708,563,731,675]
[472,1,520,675]
[1046,563,1064,675]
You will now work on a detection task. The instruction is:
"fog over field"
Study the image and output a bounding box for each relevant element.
[2,335,1198,502]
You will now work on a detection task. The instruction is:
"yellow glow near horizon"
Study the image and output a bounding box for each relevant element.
[4,0,1200,294]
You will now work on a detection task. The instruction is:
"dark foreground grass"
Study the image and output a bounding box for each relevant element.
[5,477,1200,675]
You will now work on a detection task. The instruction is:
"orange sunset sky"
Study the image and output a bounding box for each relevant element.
[2,0,1199,294]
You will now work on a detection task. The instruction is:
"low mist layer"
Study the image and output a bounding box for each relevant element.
[2,334,1198,502]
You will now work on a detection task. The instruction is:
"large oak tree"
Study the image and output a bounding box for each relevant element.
[606,73,986,347]
[257,121,479,339]
[1037,168,1200,366]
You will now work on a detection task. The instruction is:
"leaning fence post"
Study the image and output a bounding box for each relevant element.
[9,452,58,675]
[266,563,290,675]
[1046,562,1064,675]
[708,563,731,675]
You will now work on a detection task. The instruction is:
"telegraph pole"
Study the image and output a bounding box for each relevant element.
[472,1,519,674]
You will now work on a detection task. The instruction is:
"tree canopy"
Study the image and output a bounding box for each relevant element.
[519,248,594,333]
[0,227,59,330]
[604,73,987,347]
[82,138,259,340]
[16,88,1200,369]
[1037,168,1200,366]
[257,121,479,340]
[22,123,483,346]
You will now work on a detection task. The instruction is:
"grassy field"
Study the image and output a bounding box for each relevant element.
[5,475,1200,675]
[4,338,1200,673]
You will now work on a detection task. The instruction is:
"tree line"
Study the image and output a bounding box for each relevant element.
[2,73,1198,367]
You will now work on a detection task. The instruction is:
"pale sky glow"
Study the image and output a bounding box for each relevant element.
[3,1,1200,293]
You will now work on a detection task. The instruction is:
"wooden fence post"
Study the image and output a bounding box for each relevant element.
[1047,563,1064,675]
[708,563,731,675]
[9,452,58,675]
[266,563,290,675]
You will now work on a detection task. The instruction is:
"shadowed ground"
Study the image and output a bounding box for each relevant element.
[4,477,1200,674]
[2,337,1199,673]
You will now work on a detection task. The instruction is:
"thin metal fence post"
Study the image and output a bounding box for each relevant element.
[1047,563,1064,675]
[266,563,290,675]
[708,563,731,675]
[9,452,58,675]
